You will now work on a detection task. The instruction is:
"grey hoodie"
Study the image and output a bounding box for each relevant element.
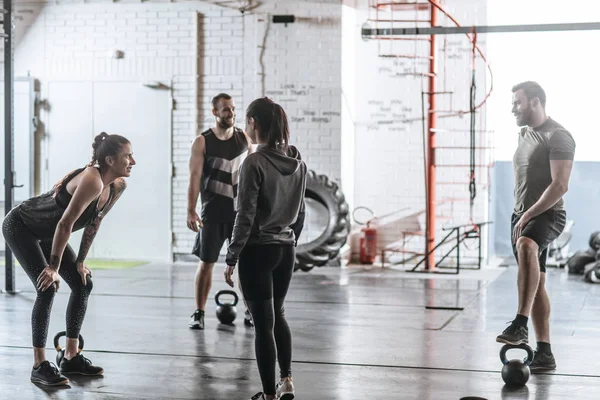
[226,144,307,266]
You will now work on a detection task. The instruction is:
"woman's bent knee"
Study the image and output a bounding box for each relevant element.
[36,282,57,298]
[69,275,94,296]
[81,276,94,296]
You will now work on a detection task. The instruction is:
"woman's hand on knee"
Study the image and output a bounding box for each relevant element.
[77,263,92,286]
[37,266,60,292]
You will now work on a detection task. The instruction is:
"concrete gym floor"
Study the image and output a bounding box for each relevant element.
[0,260,598,400]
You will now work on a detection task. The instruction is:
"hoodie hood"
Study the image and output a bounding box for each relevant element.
[256,145,302,175]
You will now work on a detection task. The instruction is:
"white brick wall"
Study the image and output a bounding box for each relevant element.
[6,0,342,258]
[5,0,492,264]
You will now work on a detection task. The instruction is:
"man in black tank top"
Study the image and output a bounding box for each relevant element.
[186,93,254,329]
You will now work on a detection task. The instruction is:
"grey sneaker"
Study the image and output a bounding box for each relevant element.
[276,377,295,400]
[529,351,556,373]
[31,361,69,386]
[496,322,528,345]
[189,309,205,330]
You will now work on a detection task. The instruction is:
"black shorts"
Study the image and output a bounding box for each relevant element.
[191,222,234,263]
[511,209,566,273]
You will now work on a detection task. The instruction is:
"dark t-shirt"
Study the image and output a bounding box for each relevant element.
[513,117,575,214]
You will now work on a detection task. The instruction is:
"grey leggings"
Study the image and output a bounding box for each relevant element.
[2,208,93,348]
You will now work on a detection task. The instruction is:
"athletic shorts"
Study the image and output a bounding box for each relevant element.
[511,209,566,273]
[191,222,234,263]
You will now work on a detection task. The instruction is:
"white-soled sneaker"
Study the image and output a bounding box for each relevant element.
[189,309,204,330]
[276,377,295,400]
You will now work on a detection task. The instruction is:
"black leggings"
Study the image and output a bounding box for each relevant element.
[2,208,93,348]
[238,244,295,396]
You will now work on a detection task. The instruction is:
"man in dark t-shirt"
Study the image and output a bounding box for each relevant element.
[496,81,575,372]
[186,93,254,330]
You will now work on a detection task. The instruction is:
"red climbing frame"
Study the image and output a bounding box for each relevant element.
[366,0,494,270]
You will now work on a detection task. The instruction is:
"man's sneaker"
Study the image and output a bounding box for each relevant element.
[250,392,266,400]
[31,361,69,386]
[59,353,104,376]
[529,351,556,373]
[189,309,205,330]
[276,377,295,400]
[244,310,254,328]
[496,322,528,345]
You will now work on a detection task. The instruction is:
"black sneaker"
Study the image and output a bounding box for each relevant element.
[59,353,104,376]
[189,309,205,330]
[496,322,528,345]
[244,310,254,328]
[250,392,266,400]
[31,361,69,386]
[529,351,556,373]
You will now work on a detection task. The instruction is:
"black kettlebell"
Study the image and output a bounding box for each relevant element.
[499,343,534,387]
[54,331,84,366]
[215,290,238,325]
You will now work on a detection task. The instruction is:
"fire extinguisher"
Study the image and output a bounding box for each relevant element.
[359,221,377,264]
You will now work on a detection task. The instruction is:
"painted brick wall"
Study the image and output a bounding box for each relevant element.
[191,2,343,256]
[5,0,492,265]
[346,0,492,265]
[4,0,342,258]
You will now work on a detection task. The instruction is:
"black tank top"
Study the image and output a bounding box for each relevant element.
[200,128,249,223]
[18,167,114,239]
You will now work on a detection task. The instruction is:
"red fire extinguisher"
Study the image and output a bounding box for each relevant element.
[359,221,377,264]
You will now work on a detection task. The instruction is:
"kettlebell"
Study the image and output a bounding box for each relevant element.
[215,290,238,325]
[499,343,534,387]
[54,331,84,366]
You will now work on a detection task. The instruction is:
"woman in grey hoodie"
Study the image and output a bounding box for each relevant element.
[224,97,306,400]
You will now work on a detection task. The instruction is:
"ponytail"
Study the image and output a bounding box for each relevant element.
[268,103,290,152]
[88,132,110,167]
[246,97,290,151]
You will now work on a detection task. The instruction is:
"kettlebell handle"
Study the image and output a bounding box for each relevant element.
[53,331,85,353]
[499,343,534,366]
[215,290,239,307]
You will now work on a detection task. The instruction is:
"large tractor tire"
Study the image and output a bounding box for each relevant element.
[294,171,350,272]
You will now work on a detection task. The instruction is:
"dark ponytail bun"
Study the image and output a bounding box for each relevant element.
[92,132,109,151]
[87,132,130,168]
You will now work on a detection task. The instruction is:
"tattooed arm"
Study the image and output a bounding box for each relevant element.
[76,178,128,265]
[75,219,101,265]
